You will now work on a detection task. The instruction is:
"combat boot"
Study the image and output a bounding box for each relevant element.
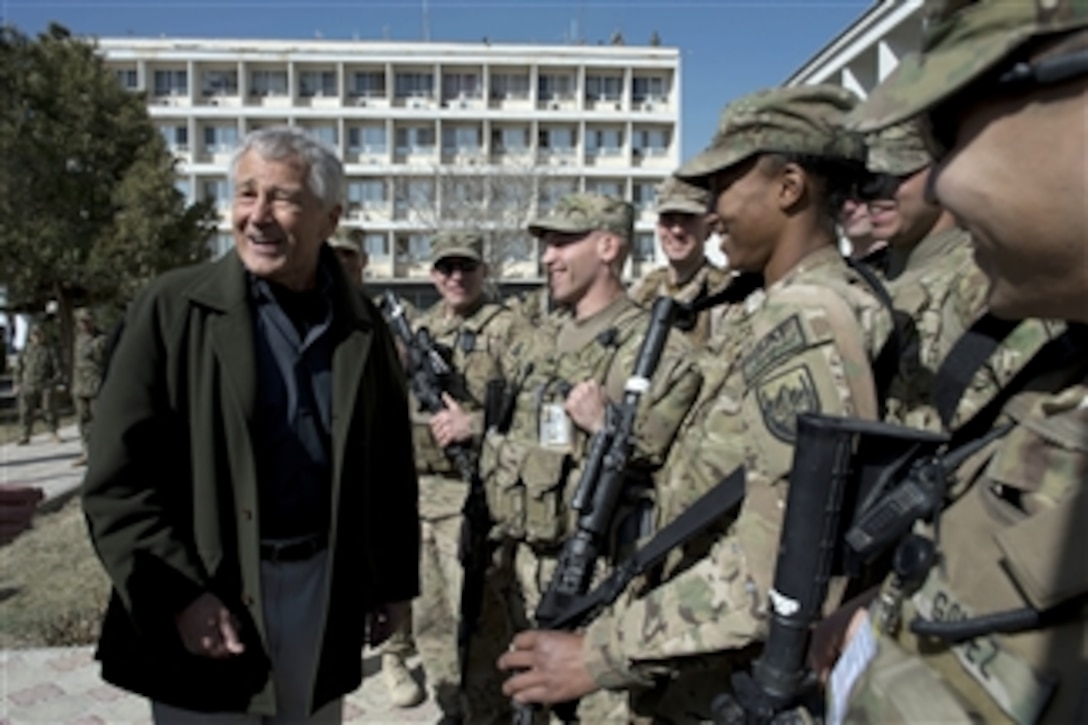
[382,652,424,708]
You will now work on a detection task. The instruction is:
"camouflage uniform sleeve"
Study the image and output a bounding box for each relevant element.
[628,268,664,309]
[626,330,703,469]
[582,286,885,688]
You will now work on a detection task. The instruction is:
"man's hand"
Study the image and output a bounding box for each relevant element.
[497,630,599,705]
[175,592,245,658]
[367,600,411,647]
[0,485,44,546]
[430,393,474,448]
[563,381,608,435]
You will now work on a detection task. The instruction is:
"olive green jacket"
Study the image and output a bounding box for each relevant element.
[83,247,420,714]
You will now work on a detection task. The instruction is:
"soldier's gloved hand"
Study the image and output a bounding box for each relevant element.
[430,393,474,448]
[564,381,608,434]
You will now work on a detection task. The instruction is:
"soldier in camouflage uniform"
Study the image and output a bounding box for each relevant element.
[499,86,894,723]
[392,231,518,722]
[860,120,991,430]
[15,326,63,446]
[628,176,731,348]
[816,2,1088,722]
[327,228,368,288]
[478,193,702,722]
[70,309,107,466]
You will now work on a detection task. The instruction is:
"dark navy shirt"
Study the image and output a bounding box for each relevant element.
[249,269,336,539]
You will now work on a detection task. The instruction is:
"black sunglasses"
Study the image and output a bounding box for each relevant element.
[434,258,480,275]
[856,173,905,202]
[921,48,1088,162]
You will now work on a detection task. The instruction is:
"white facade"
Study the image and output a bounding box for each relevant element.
[784,1,923,97]
[98,38,681,301]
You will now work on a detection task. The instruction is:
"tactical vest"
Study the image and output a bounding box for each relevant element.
[480,300,651,548]
[410,300,512,476]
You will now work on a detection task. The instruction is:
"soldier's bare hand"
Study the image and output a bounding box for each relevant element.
[498,630,598,705]
[430,393,474,448]
[175,592,245,659]
[563,381,607,434]
[809,590,874,684]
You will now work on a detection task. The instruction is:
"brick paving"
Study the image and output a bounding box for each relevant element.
[0,428,442,724]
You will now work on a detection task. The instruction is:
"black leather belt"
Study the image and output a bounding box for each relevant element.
[259,533,328,563]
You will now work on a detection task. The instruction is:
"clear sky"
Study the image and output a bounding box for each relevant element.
[1,0,869,158]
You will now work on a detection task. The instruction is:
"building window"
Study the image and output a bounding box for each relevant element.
[251,70,288,96]
[538,127,575,155]
[153,69,188,96]
[202,69,238,96]
[585,74,623,101]
[632,182,657,211]
[397,233,432,263]
[587,180,623,198]
[160,125,189,152]
[174,179,191,203]
[505,236,533,262]
[634,233,656,262]
[585,128,623,156]
[491,126,529,153]
[349,71,386,97]
[299,70,338,97]
[302,125,338,148]
[538,179,576,211]
[394,72,434,98]
[347,180,387,210]
[633,128,669,157]
[204,125,239,154]
[490,73,530,100]
[395,126,436,154]
[365,233,389,258]
[442,126,481,154]
[442,73,481,100]
[115,68,138,90]
[348,126,387,153]
[203,179,232,210]
[538,74,574,101]
[632,76,666,102]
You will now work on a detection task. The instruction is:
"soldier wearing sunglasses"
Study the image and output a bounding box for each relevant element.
[816,2,1088,723]
[859,121,992,431]
[393,230,518,723]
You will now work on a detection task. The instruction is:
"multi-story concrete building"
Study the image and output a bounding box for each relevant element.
[784,1,923,97]
[98,38,681,307]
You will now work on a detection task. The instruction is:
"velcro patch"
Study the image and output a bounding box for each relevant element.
[742,315,807,384]
[755,365,820,443]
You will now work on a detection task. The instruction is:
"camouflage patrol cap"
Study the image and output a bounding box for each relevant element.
[654,175,709,216]
[328,228,363,254]
[852,0,1088,132]
[866,120,933,176]
[431,229,484,263]
[527,193,634,241]
[74,308,94,323]
[675,85,866,187]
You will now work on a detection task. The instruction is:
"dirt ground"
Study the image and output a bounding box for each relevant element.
[0,496,110,648]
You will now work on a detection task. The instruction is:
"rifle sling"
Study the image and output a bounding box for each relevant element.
[551,466,747,630]
[933,313,1020,431]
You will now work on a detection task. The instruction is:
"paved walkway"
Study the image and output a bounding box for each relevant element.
[0,428,442,724]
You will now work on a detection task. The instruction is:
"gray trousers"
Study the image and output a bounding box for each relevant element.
[152,549,342,724]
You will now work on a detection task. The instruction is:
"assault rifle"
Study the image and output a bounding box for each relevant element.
[711,413,951,725]
[512,295,680,725]
[381,290,494,690]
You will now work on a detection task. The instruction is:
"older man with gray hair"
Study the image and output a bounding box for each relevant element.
[83,125,420,723]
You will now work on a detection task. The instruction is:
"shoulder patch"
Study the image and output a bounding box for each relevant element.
[742,315,808,383]
[755,365,820,443]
